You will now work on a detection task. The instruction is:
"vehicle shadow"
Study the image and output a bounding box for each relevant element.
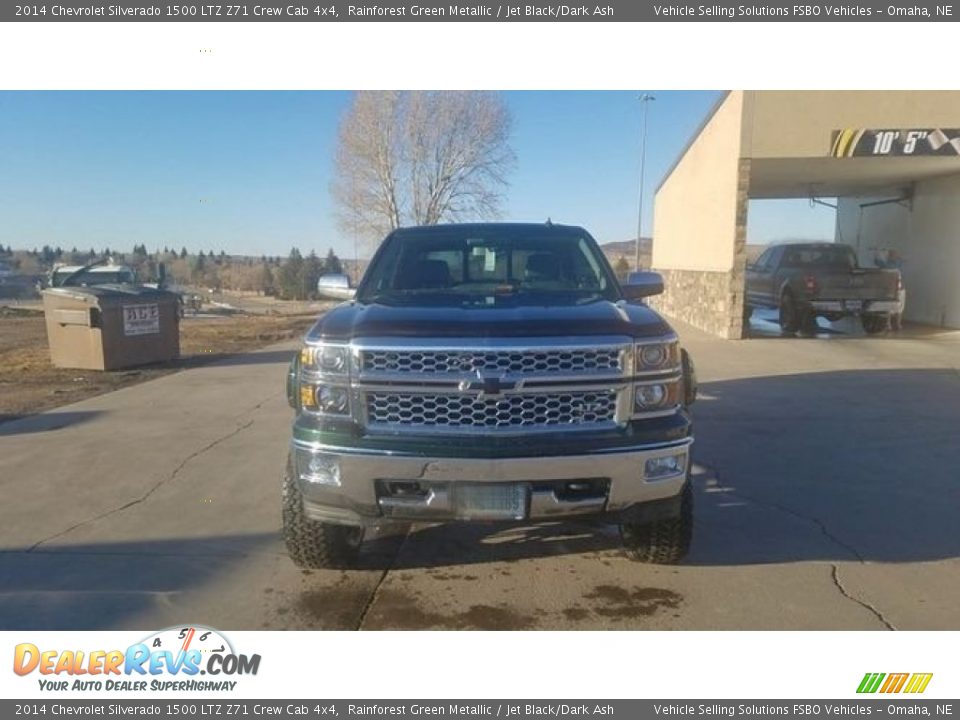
[0,411,104,435]
[0,532,279,630]
[359,517,624,571]
[180,349,296,368]
[685,367,960,566]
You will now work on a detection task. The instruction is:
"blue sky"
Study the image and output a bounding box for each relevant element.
[0,91,836,258]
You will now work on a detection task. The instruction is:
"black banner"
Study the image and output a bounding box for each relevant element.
[4,0,960,21]
[830,128,960,157]
[2,700,957,719]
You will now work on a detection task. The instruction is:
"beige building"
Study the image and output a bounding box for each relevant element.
[652,91,960,338]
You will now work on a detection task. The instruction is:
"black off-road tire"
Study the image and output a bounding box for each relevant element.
[778,293,800,334]
[799,309,819,336]
[861,314,888,335]
[620,482,693,565]
[890,313,903,332]
[282,461,363,569]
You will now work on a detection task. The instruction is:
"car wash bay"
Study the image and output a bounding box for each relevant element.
[651,90,960,339]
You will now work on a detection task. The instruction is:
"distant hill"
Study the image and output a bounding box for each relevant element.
[600,237,651,257]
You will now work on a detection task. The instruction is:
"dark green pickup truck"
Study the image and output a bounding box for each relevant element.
[284,223,697,568]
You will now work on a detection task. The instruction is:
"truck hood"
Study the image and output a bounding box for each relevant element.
[307,300,672,341]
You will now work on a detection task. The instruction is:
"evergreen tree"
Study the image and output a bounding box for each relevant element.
[324,248,343,275]
[277,248,304,300]
[299,251,323,299]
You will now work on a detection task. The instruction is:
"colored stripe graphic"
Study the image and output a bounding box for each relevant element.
[881,673,909,693]
[904,674,934,694]
[838,129,857,157]
[857,672,932,694]
[831,131,845,157]
[857,673,885,693]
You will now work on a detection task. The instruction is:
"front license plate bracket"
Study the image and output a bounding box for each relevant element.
[450,483,529,521]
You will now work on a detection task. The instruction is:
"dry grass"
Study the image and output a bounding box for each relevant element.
[0,308,317,420]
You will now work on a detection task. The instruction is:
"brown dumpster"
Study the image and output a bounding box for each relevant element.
[42,285,181,370]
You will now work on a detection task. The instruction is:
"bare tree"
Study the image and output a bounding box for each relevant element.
[332,91,514,247]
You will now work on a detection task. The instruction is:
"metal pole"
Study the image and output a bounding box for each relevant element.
[635,93,655,270]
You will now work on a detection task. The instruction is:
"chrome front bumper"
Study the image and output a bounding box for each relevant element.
[291,438,692,527]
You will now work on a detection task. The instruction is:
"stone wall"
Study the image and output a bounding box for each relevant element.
[650,269,745,339]
[650,159,750,340]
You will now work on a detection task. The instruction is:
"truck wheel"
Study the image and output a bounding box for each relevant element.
[890,313,903,331]
[282,460,363,569]
[799,310,818,336]
[861,314,888,335]
[620,482,693,564]
[778,293,800,334]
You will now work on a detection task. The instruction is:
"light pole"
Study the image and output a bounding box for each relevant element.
[635,93,655,270]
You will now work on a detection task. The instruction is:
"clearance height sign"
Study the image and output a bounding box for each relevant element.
[830,128,960,157]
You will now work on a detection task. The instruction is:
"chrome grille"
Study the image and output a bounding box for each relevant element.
[366,390,618,430]
[360,348,622,375]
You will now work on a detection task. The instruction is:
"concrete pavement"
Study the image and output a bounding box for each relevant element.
[1,316,958,630]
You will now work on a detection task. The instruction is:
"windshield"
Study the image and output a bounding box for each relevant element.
[357,228,619,307]
[53,269,136,287]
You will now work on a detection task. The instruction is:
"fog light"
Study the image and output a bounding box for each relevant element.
[297,449,341,486]
[644,453,686,479]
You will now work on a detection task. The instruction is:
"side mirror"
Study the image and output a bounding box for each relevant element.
[622,271,664,300]
[317,273,356,300]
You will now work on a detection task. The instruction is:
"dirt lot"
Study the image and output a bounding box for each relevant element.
[0,304,322,421]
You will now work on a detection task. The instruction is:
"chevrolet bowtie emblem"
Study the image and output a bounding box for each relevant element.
[459,371,520,398]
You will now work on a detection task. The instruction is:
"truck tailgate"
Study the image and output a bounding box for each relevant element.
[813,269,898,300]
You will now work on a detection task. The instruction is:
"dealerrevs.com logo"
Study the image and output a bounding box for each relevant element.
[857,673,934,694]
[13,625,261,693]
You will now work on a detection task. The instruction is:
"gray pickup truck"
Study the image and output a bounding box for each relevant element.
[744,242,901,335]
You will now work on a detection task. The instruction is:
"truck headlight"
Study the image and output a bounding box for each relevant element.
[633,380,681,413]
[301,384,350,415]
[300,343,349,375]
[635,341,679,372]
[298,342,351,416]
[318,385,350,415]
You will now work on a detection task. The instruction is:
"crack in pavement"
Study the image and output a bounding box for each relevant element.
[355,529,411,631]
[702,462,896,630]
[705,463,864,561]
[830,564,897,631]
[27,418,256,553]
